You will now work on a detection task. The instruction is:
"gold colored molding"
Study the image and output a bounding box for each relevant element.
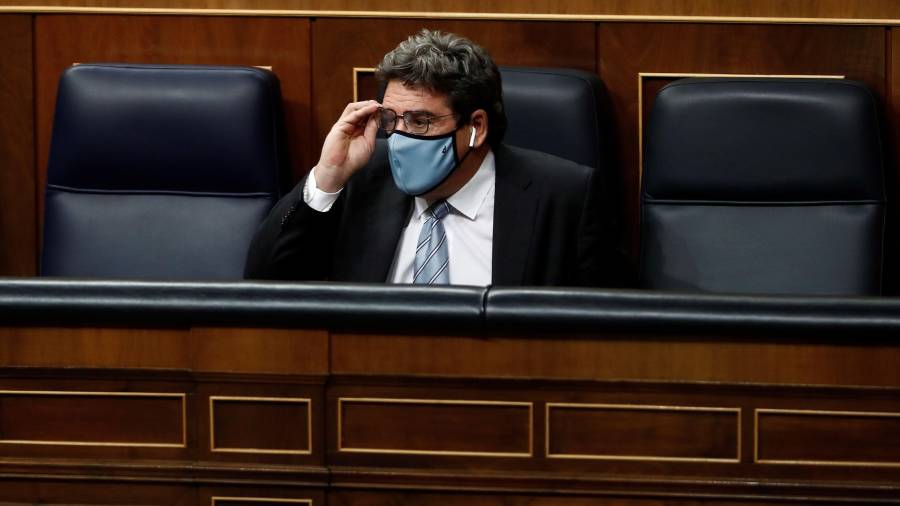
[754,408,900,467]
[352,67,377,102]
[209,396,313,455]
[545,402,741,463]
[212,497,312,505]
[636,72,846,195]
[1,6,900,25]
[0,390,186,448]
[338,397,533,457]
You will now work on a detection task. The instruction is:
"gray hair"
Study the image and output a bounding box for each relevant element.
[376,29,506,148]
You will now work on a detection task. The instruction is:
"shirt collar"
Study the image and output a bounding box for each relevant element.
[414,149,496,221]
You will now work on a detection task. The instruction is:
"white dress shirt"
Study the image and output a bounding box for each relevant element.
[303,150,496,286]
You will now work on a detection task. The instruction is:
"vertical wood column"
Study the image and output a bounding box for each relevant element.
[0,14,36,276]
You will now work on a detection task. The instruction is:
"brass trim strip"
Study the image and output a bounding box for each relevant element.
[352,67,377,102]
[1,6,900,25]
[212,497,312,505]
[209,396,313,455]
[545,402,741,463]
[636,72,846,198]
[0,390,186,448]
[338,397,533,457]
[754,408,900,467]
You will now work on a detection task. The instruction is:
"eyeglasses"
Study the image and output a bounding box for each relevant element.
[376,108,456,135]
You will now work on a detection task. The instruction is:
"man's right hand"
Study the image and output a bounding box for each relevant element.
[313,100,381,193]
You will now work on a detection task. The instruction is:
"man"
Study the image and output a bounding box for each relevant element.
[245,29,621,286]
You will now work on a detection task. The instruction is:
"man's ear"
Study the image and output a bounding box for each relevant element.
[470,109,489,148]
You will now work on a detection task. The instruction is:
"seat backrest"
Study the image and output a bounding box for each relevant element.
[640,78,885,295]
[42,63,287,280]
[499,66,609,170]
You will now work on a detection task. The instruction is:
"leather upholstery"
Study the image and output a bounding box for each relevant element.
[640,78,885,295]
[3,279,900,338]
[500,66,610,170]
[42,63,287,279]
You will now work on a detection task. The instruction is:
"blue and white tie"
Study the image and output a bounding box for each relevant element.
[413,200,451,285]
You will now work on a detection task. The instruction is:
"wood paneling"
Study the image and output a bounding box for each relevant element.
[211,397,312,454]
[331,333,900,386]
[0,327,328,374]
[7,1,900,20]
[0,390,184,446]
[0,15,36,276]
[547,403,739,462]
[598,23,886,259]
[311,18,595,153]
[756,409,900,465]
[337,397,532,456]
[33,14,313,222]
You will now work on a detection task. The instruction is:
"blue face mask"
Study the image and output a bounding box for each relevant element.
[388,127,476,196]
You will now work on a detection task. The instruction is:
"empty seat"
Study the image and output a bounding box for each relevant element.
[41,63,287,279]
[640,78,885,295]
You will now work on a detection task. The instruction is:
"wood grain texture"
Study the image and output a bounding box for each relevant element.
[7,0,900,20]
[0,391,184,445]
[311,18,595,150]
[330,333,900,386]
[33,14,313,231]
[338,398,531,456]
[0,15,36,276]
[0,326,328,373]
[211,397,311,453]
[598,23,886,260]
[756,409,900,464]
[547,404,739,461]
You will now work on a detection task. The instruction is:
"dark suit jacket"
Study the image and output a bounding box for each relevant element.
[245,142,622,286]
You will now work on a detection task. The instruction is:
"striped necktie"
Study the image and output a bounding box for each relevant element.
[413,200,451,285]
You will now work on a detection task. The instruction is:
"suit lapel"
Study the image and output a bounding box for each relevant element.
[492,145,537,285]
[355,182,411,282]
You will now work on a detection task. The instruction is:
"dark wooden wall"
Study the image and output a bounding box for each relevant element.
[1,8,896,278]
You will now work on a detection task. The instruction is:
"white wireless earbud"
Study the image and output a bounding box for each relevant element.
[469,127,476,148]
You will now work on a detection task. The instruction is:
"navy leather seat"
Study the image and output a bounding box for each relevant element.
[42,64,287,279]
[640,78,885,295]
[499,66,610,170]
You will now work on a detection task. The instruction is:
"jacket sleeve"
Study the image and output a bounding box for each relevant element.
[243,175,343,280]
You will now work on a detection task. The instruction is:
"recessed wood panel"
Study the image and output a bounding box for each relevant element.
[598,23,886,260]
[33,14,313,232]
[213,498,312,506]
[0,14,36,276]
[756,409,900,466]
[312,18,595,149]
[211,396,311,454]
[338,398,532,457]
[0,390,184,447]
[547,403,739,462]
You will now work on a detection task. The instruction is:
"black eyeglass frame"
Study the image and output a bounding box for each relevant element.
[376,107,457,135]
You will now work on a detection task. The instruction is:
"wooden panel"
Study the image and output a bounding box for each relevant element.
[211,396,312,454]
[330,333,900,386]
[0,327,328,374]
[756,409,900,466]
[33,14,313,234]
[312,18,595,149]
[338,398,532,457]
[213,499,312,506]
[0,390,184,446]
[8,1,900,20]
[0,15,36,276]
[598,23,886,260]
[547,403,739,462]
[190,327,329,375]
